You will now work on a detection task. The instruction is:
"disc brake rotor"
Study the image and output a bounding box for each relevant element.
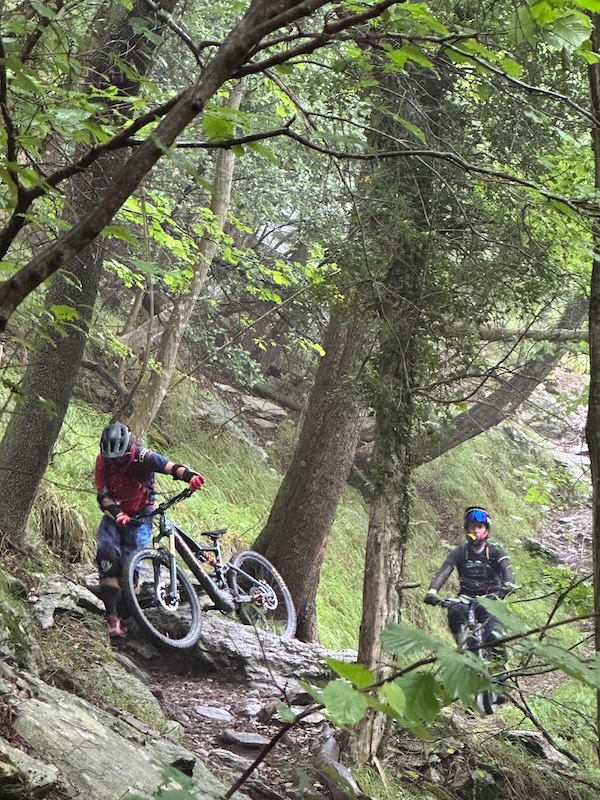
[250,581,278,611]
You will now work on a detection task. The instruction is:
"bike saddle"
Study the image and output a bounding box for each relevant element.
[201,528,228,540]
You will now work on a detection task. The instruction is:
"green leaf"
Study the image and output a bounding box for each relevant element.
[102,224,139,246]
[396,672,442,724]
[381,621,445,656]
[130,258,163,275]
[543,12,592,50]
[500,57,524,78]
[395,116,427,144]
[478,597,528,634]
[29,0,56,19]
[320,680,369,725]
[385,44,434,71]
[203,111,234,141]
[248,141,280,165]
[512,5,539,46]
[574,0,600,9]
[50,305,79,322]
[327,659,375,689]
[381,680,406,716]
[276,703,297,723]
[437,651,491,704]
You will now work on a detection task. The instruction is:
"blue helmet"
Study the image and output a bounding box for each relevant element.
[464,507,491,541]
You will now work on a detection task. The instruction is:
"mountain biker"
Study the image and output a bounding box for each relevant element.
[423,506,515,650]
[94,421,206,638]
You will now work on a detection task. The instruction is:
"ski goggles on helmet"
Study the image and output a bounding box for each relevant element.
[464,507,490,528]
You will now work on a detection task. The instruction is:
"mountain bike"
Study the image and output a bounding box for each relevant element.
[121,488,297,649]
[432,595,505,715]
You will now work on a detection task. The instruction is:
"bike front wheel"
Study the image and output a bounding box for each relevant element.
[227,550,296,639]
[123,548,202,650]
[476,690,495,715]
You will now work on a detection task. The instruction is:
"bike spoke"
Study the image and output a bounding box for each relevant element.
[123,549,202,649]
[228,551,296,639]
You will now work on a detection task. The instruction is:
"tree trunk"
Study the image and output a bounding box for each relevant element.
[126,81,244,438]
[253,315,363,641]
[585,12,600,758]
[0,0,178,549]
[352,260,420,764]
[352,63,446,762]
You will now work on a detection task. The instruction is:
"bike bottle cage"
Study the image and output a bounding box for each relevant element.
[201,528,227,540]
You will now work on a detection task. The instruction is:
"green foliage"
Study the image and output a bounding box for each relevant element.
[125,766,196,800]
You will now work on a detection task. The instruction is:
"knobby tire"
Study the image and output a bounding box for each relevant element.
[457,622,496,715]
[228,550,296,639]
[123,548,202,650]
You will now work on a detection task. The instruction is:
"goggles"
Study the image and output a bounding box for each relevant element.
[464,508,490,527]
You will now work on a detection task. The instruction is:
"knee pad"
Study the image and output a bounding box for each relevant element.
[97,547,122,579]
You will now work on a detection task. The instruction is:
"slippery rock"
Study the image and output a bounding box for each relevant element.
[0,735,59,799]
[29,576,103,630]
[188,612,356,693]
[194,704,234,722]
[502,730,570,766]
[11,676,248,800]
[221,728,270,748]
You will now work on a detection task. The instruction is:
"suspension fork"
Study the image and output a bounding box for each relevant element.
[167,530,179,598]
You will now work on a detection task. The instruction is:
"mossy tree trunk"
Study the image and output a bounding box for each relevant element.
[352,65,447,762]
[252,314,363,641]
[585,12,600,758]
[0,0,178,550]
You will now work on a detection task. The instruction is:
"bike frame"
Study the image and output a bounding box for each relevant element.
[136,490,264,614]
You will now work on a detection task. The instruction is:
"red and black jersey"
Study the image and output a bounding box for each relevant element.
[94,445,170,515]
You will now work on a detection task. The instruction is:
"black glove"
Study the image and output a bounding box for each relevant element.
[499,583,517,599]
[424,593,439,606]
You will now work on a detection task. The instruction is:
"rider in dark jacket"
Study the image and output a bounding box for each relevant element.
[94,421,205,638]
[424,506,515,645]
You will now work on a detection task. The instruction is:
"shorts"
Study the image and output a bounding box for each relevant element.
[96,515,153,569]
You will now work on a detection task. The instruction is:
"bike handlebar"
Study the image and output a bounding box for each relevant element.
[428,589,517,608]
[131,488,194,521]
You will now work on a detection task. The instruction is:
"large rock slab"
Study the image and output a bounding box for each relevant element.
[131,612,357,695]
[0,735,59,799]
[12,676,248,800]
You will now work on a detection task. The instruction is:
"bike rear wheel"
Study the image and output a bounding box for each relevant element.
[123,548,202,650]
[227,550,296,639]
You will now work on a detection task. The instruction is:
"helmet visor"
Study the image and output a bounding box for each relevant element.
[464,508,490,527]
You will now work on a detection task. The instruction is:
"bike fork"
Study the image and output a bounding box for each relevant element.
[168,532,179,599]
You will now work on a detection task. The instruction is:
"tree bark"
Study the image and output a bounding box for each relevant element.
[126,81,244,438]
[352,61,448,762]
[585,12,600,759]
[253,315,363,641]
[0,0,178,549]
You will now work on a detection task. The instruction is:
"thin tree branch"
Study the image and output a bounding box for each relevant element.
[140,124,595,216]
[0,93,182,259]
[140,0,202,64]
[238,0,402,75]
[442,41,596,127]
[19,0,65,61]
